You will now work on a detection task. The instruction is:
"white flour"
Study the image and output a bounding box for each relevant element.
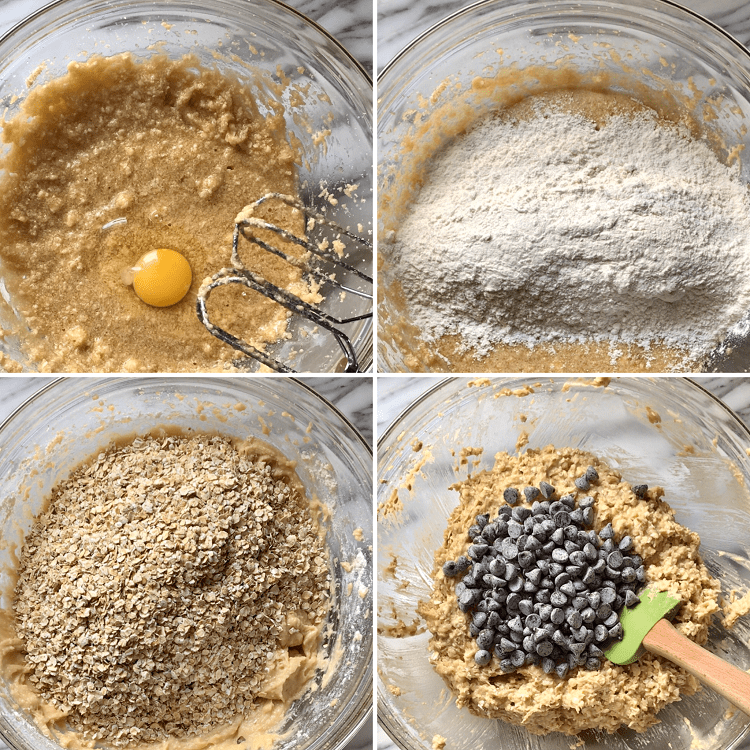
[390,103,750,367]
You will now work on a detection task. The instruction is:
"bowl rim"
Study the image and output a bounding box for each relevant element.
[378,0,750,84]
[1,0,372,86]
[378,377,750,457]
[0,375,373,457]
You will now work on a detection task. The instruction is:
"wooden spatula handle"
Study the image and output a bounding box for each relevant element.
[643,618,750,715]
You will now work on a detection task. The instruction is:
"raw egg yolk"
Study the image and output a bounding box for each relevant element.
[131,248,192,307]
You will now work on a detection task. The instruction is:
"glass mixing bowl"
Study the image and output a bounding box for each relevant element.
[0,0,373,373]
[377,0,750,373]
[0,376,372,750]
[378,377,750,750]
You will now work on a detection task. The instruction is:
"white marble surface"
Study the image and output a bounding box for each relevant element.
[378,0,750,72]
[376,374,750,750]
[0,0,372,75]
[0,374,372,750]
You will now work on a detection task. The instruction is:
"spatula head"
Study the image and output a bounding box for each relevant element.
[605,588,682,665]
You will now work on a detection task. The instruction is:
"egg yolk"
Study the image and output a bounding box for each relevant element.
[131,248,192,307]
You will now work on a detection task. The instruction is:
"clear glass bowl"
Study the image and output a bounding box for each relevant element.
[377,0,750,373]
[0,0,373,373]
[378,377,750,750]
[0,376,372,750]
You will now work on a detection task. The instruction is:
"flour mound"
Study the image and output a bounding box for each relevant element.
[391,103,750,364]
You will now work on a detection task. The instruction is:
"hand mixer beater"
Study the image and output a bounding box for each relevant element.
[196,193,372,373]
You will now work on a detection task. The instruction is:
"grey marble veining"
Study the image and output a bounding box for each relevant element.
[378,376,750,440]
[0,0,372,75]
[378,0,750,72]
[291,0,372,75]
[298,375,373,446]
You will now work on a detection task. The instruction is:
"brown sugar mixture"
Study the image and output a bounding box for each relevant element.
[0,53,312,373]
[12,434,331,746]
[418,446,720,735]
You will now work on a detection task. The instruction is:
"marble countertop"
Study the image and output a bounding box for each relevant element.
[0,0,372,76]
[378,0,750,72]
[0,374,372,750]
[377,374,750,750]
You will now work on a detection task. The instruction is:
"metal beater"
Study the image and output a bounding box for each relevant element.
[196,193,372,373]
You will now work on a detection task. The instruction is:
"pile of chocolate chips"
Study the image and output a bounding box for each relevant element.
[442,467,647,678]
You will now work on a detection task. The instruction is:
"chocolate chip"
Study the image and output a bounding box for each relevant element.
[550,591,567,607]
[624,590,640,608]
[475,649,492,666]
[476,629,494,650]
[500,539,519,560]
[500,658,516,673]
[525,613,542,630]
[608,623,623,640]
[489,558,506,577]
[442,560,460,576]
[596,603,612,620]
[594,624,608,642]
[513,506,532,523]
[503,488,520,505]
[524,486,540,503]
[468,543,489,560]
[536,640,554,657]
[560,494,576,509]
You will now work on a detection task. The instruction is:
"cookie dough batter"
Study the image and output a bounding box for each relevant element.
[419,446,720,735]
[0,53,310,372]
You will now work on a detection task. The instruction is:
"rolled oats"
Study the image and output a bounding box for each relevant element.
[14,435,331,746]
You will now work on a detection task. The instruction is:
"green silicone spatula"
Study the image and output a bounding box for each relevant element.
[605,588,750,715]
